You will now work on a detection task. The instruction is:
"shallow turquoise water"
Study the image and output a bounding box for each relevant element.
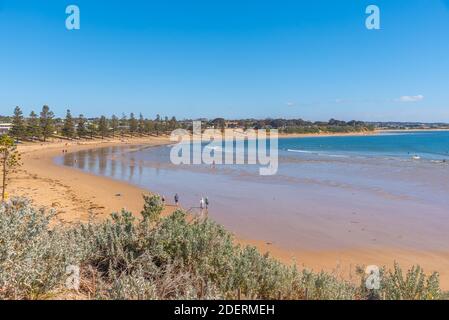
[56,131,449,251]
[280,131,449,160]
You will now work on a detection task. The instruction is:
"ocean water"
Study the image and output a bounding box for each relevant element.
[280,131,449,161]
[56,131,449,252]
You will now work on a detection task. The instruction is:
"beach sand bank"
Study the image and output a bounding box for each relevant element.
[10,136,449,290]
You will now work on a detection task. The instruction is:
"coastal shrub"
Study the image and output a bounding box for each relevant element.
[381,263,440,300]
[67,208,229,299]
[356,264,441,300]
[140,194,164,223]
[0,198,84,299]
[0,197,445,300]
[150,211,236,281]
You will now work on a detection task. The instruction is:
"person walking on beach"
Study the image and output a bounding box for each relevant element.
[174,193,179,206]
[200,197,205,212]
[205,197,209,210]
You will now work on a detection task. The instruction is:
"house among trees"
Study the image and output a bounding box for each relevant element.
[0,123,13,135]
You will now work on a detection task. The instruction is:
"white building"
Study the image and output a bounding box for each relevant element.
[0,123,13,135]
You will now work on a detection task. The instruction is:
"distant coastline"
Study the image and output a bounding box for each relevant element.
[377,128,449,133]
[279,130,377,139]
[279,127,449,139]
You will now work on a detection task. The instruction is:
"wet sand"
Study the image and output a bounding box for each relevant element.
[11,136,449,289]
[13,137,173,224]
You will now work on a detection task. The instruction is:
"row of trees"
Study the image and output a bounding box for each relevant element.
[11,106,55,142]
[9,106,180,141]
[226,118,373,131]
[7,105,374,141]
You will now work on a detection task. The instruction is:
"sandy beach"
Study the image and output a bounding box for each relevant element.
[12,131,376,223]
[10,134,449,290]
[12,137,173,224]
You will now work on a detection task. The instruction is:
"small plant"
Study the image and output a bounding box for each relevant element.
[0,135,22,202]
[356,263,441,300]
[0,198,75,299]
[381,263,441,300]
[140,194,164,223]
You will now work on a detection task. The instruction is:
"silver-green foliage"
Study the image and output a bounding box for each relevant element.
[0,197,444,300]
[140,194,164,223]
[0,198,83,299]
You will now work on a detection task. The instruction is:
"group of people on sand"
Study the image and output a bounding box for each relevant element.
[161,193,180,206]
[199,197,209,211]
[62,143,70,153]
[161,193,209,214]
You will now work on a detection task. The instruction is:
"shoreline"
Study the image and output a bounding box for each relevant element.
[377,128,449,132]
[11,135,449,289]
[279,128,449,139]
[278,131,378,139]
[14,137,173,223]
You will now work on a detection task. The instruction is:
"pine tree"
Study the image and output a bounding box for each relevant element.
[111,115,119,137]
[10,106,25,141]
[98,116,109,139]
[87,121,97,139]
[169,116,177,131]
[129,113,138,136]
[62,109,75,138]
[39,105,55,142]
[0,135,21,201]
[138,113,145,136]
[145,119,155,134]
[26,111,40,140]
[120,113,127,137]
[77,114,87,138]
[155,114,161,136]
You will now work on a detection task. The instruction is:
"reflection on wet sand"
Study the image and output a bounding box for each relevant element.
[56,144,449,255]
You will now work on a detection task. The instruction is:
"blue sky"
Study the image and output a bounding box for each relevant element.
[1,0,449,121]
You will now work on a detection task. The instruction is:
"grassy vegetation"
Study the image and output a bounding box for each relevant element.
[280,124,375,135]
[4,105,375,143]
[0,196,443,300]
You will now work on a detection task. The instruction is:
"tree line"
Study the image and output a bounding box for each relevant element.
[208,117,374,134]
[5,105,374,142]
[8,106,180,142]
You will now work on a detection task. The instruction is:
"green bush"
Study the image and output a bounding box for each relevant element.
[0,198,83,299]
[382,263,440,300]
[0,197,445,300]
[140,194,164,223]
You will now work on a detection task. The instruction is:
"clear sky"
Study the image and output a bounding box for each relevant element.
[1,0,449,121]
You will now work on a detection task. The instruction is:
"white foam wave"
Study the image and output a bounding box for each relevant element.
[287,149,314,154]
